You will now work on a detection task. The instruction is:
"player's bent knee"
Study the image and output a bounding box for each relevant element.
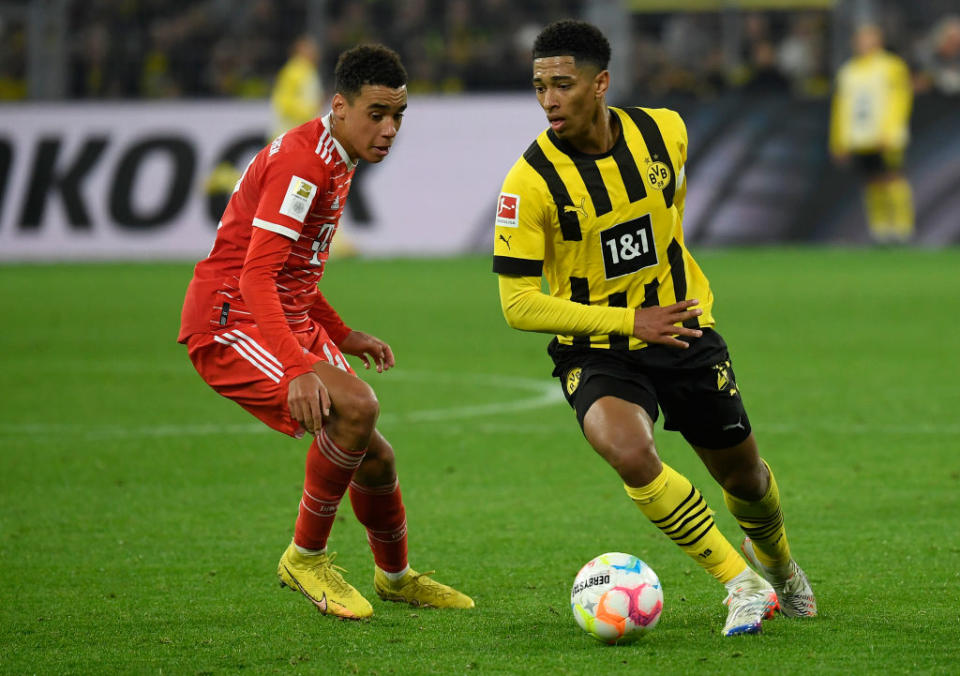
[345,392,380,430]
[590,434,659,486]
[331,380,380,433]
[608,446,660,486]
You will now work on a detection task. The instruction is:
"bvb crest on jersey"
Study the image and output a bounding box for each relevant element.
[566,367,582,395]
[645,159,671,191]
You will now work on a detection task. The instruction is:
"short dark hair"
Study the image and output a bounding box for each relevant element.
[532,20,611,71]
[334,44,407,99]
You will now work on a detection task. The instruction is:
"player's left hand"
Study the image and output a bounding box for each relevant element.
[338,330,395,373]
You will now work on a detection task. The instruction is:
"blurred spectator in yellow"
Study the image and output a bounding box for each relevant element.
[829,23,914,244]
[915,15,960,96]
[271,35,324,137]
[269,33,357,257]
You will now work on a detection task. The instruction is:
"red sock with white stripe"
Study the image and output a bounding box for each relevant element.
[348,478,408,574]
[293,428,366,551]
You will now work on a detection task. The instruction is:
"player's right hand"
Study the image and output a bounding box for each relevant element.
[288,371,331,435]
[632,300,703,348]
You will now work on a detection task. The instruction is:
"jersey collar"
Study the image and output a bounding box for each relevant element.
[321,112,358,170]
[546,108,625,160]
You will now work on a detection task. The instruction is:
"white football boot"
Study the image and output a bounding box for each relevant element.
[741,537,817,618]
[722,568,778,636]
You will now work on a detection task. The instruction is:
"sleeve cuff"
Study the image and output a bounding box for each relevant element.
[327,324,352,345]
[619,308,635,336]
[284,362,315,381]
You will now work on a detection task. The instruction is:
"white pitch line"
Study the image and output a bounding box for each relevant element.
[3,367,959,441]
[0,370,564,441]
[375,370,564,424]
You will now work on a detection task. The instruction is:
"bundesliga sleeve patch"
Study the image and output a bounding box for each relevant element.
[496,192,520,227]
[279,176,318,223]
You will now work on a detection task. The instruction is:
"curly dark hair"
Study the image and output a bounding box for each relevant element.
[532,20,611,71]
[334,44,407,99]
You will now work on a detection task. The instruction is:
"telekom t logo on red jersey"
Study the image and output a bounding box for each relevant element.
[496,192,520,227]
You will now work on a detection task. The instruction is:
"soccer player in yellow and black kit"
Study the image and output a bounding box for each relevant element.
[830,23,914,243]
[493,20,816,636]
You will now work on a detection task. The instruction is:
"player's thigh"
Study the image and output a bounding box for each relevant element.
[557,360,659,427]
[656,357,753,451]
[299,323,380,424]
[565,371,662,483]
[188,325,371,438]
[187,330,302,437]
[311,360,379,427]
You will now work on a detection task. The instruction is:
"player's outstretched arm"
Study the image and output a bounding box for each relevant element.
[338,331,395,373]
[632,300,703,349]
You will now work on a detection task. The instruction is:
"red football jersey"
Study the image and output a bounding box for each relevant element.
[179,113,354,379]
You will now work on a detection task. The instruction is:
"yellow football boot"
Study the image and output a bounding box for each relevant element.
[374,567,475,609]
[277,542,373,620]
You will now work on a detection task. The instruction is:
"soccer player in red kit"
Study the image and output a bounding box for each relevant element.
[178,44,473,619]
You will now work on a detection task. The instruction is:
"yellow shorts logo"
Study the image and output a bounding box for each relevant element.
[566,367,582,395]
[713,360,738,396]
[646,161,671,191]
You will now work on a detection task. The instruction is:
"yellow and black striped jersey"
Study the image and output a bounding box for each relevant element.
[493,106,714,350]
[830,50,912,155]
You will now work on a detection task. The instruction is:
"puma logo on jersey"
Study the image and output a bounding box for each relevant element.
[563,196,587,218]
[499,233,512,250]
[722,418,745,432]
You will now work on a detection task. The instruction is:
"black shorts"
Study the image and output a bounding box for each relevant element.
[851,150,904,179]
[548,329,752,449]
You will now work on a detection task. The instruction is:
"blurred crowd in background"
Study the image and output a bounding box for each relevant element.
[0,0,958,102]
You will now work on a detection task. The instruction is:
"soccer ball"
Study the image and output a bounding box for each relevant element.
[570,552,663,644]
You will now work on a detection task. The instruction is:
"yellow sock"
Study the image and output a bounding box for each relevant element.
[723,459,792,570]
[864,182,891,240]
[887,178,915,240]
[624,463,745,584]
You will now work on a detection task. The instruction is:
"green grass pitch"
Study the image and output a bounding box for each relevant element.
[1,248,959,674]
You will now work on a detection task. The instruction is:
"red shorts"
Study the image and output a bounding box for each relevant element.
[186,321,355,439]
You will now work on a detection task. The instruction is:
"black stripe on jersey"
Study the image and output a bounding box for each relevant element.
[607,291,628,351]
[570,277,590,347]
[571,156,612,216]
[492,256,544,276]
[642,279,660,308]
[522,140,582,241]
[610,132,648,203]
[621,107,676,209]
[667,239,700,329]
